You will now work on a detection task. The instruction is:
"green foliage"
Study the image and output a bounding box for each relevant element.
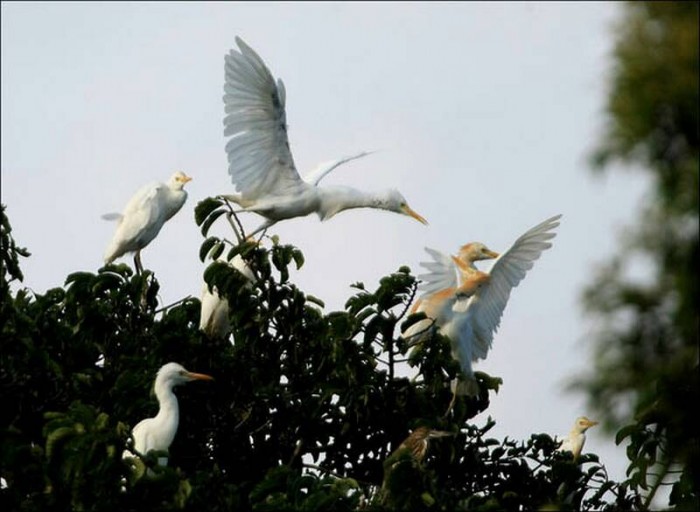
[1,206,640,511]
[1,204,30,285]
[577,2,699,509]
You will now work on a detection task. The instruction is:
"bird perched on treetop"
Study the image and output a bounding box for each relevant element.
[379,427,453,507]
[385,426,454,468]
[219,36,428,238]
[123,362,213,468]
[103,171,192,273]
[403,215,562,400]
[557,416,599,461]
[200,254,256,339]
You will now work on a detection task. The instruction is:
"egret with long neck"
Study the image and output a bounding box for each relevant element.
[125,362,213,467]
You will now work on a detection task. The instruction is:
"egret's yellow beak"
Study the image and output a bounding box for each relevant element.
[485,249,499,259]
[181,174,193,183]
[584,419,599,428]
[186,371,214,381]
[402,205,428,225]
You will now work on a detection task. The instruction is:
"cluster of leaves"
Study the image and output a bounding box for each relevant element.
[2,200,638,511]
[575,2,699,509]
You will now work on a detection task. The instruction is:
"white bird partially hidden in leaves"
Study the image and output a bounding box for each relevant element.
[557,416,599,461]
[219,36,428,238]
[103,171,192,273]
[123,362,213,468]
[404,215,562,400]
[200,254,256,338]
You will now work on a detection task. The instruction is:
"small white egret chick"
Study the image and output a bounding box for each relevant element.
[125,362,213,467]
[200,254,256,338]
[103,171,192,273]
[558,416,599,460]
[220,37,428,237]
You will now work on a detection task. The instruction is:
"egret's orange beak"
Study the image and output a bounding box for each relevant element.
[484,249,499,259]
[402,205,428,225]
[186,371,214,381]
[181,174,193,183]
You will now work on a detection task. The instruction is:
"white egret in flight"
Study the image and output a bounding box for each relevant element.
[124,362,213,467]
[404,215,562,398]
[200,254,255,338]
[103,171,192,273]
[220,37,428,237]
[557,416,599,460]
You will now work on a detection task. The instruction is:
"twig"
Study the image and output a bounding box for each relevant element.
[155,295,193,314]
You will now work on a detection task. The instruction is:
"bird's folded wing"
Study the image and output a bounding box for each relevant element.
[417,247,459,297]
[223,37,304,200]
[465,215,562,360]
[118,184,166,240]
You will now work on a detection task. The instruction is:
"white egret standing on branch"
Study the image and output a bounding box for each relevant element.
[200,254,255,338]
[557,416,599,460]
[219,37,428,237]
[103,171,192,273]
[124,362,213,467]
[405,215,562,399]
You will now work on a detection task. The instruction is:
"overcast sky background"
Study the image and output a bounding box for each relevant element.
[2,1,653,490]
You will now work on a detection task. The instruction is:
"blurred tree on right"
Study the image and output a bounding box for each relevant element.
[576,1,698,510]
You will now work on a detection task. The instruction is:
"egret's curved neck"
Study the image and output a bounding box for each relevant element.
[153,380,179,447]
[317,186,386,220]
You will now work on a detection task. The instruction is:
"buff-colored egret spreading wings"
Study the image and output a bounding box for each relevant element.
[404,242,500,339]
[220,37,427,237]
[103,171,191,273]
[407,215,562,397]
[123,363,213,468]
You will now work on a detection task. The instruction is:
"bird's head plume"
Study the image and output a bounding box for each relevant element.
[169,171,193,190]
[458,242,499,263]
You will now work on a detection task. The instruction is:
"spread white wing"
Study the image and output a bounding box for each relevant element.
[455,214,562,362]
[223,37,304,200]
[417,247,459,297]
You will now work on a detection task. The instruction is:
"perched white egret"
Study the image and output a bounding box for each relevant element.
[124,362,213,467]
[404,215,562,398]
[103,171,192,273]
[557,416,599,460]
[200,254,255,338]
[219,37,428,237]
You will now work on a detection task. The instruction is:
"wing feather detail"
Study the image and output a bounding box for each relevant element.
[456,215,562,362]
[417,247,459,296]
[223,37,304,200]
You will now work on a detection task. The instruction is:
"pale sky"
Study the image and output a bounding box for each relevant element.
[2,1,651,491]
